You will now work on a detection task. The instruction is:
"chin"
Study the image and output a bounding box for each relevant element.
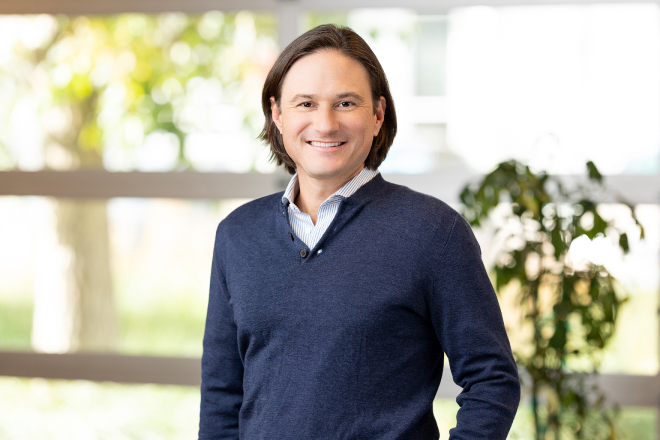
[307,169,344,180]
[301,163,341,176]
[299,160,365,182]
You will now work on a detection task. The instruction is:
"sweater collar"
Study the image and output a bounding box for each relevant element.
[281,168,381,207]
[341,172,388,206]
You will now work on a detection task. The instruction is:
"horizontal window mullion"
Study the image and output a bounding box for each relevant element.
[1,171,658,205]
[1,350,658,407]
[1,0,652,15]
[0,0,279,15]
[0,351,200,386]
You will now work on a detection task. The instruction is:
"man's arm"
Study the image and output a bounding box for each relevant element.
[199,225,244,440]
[429,213,521,440]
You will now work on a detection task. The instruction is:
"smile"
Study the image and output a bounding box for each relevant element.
[308,141,346,147]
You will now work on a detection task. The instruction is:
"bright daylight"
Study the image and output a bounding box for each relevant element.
[0,2,658,440]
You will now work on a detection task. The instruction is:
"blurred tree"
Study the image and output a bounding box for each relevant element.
[1,12,276,352]
[460,161,644,440]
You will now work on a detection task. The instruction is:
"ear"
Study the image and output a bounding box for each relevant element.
[373,96,386,137]
[270,97,283,134]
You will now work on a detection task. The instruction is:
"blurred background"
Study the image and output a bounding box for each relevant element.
[0,1,659,439]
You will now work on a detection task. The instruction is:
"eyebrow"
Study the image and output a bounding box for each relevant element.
[288,92,366,104]
[337,92,365,103]
[289,94,315,103]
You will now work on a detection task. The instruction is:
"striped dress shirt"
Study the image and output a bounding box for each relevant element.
[282,167,379,250]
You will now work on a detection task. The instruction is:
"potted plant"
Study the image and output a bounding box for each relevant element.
[460,160,644,439]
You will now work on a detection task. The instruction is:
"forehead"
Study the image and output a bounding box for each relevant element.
[280,50,372,98]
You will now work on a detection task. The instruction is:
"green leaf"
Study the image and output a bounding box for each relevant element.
[586,160,603,183]
[619,233,629,253]
[549,322,567,350]
[592,212,608,235]
[70,74,94,100]
[551,227,566,259]
[78,122,103,151]
[494,266,513,291]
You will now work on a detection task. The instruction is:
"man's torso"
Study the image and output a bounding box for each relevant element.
[213,175,457,439]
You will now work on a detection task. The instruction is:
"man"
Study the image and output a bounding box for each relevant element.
[199,24,520,439]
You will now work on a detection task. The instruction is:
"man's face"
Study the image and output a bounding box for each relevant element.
[271,50,386,187]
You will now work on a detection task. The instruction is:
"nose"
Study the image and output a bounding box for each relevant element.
[313,105,339,135]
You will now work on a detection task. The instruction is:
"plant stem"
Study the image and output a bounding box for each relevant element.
[533,377,540,440]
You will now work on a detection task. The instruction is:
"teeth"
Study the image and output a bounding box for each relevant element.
[310,141,343,147]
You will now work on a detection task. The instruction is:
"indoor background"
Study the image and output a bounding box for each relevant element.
[0,0,658,439]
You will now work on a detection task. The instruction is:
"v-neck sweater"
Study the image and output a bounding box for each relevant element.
[199,174,520,440]
[281,167,379,249]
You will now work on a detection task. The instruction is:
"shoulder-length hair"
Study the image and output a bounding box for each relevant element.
[259,24,397,175]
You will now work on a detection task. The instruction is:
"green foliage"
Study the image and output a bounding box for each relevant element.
[5,12,277,169]
[0,377,201,440]
[0,294,33,350]
[0,291,205,357]
[118,294,205,357]
[460,160,644,440]
[304,13,349,30]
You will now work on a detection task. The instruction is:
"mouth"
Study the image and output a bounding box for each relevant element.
[307,141,346,148]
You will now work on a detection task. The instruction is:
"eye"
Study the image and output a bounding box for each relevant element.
[338,101,353,108]
[300,102,313,108]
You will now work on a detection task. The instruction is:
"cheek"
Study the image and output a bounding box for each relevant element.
[350,118,376,144]
[281,115,308,139]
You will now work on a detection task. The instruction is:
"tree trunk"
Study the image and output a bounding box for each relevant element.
[31,100,117,353]
[60,199,116,351]
[32,198,117,352]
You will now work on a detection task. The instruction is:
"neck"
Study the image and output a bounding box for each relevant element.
[294,166,364,225]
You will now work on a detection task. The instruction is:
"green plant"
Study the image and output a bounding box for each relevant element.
[460,160,644,440]
[1,13,276,352]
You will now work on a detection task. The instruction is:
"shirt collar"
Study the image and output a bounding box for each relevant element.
[281,167,379,207]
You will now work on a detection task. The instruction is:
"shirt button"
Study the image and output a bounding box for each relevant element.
[299,249,308,258]
[288,232,294,241]
[305,228,312,235]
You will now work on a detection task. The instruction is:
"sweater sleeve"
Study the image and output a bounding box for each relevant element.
[429,213,520,440]
[199,224,244,440]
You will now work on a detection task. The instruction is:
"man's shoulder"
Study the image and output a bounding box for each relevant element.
[378,178,459,225]
[218,191,282,232]
[376,178,477,258]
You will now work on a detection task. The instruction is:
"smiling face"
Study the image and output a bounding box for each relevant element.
[270,49,385,190]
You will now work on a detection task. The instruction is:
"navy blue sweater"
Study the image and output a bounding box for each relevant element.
[199,174,520,440]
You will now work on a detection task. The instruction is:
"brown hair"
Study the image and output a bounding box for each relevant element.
[259,24,397,175]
